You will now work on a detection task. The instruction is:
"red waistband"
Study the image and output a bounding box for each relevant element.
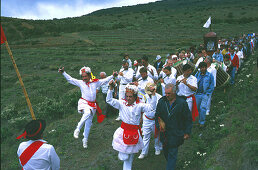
[81,97,96,107]
[144,114,155,120]
[121,121,140,131]
[186,94,194,98]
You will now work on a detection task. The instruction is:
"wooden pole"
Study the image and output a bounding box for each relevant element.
[4,40,36,120]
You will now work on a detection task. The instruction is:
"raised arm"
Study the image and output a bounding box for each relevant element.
[59,67,81,87]
[106,80,120,110]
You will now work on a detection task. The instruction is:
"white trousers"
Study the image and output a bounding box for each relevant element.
[186,97,193,112]
[76,108,95,141]
[141,117,162,155]
[118,152,134,170]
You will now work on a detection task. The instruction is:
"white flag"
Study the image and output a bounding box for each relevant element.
[203,17,211,28]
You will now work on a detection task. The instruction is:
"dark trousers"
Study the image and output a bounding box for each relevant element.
[163,145,179,170]
[102,93,114,117]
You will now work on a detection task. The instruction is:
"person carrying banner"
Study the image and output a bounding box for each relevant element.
[59,66,117,148]
[17,119,60,170]
[106,82,157,170]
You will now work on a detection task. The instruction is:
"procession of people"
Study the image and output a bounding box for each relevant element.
[16,33,256,170]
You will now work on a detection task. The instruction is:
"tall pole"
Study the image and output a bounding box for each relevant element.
[4,40,36,120]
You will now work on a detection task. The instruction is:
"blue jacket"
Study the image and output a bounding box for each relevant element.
[155,96,192,148]
[212,52,223,62]
[195,71,214,95]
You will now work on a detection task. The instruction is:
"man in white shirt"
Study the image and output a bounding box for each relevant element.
[17,119,60,170]
[136,56,158,81]
[138,83,163,159]
[159,59,177,79]
[135,67,154,95]
[116,60,135,121]
[160,66,176,96]
[106,82,157,170]
[176,64,198,121]
[205,56,217,115]
[59,66,116,148]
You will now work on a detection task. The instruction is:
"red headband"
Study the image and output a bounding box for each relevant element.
[16,122,42,139]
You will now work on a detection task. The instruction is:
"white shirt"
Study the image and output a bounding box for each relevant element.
[159,67,177,79]
[138,76,154,95]
[17,139,60,170]
[63,72,113,102]
[195,57,204,68]
[106,90,156,125]
[136,64,158,81]
[117,68,134,85]
[144,93,162,119]
[176,75,197,96]
[236,51,244,59]
[161,74,176,96]
[207,65,217,87]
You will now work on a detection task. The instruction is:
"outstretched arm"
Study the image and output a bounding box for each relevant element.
[58,67,81,87]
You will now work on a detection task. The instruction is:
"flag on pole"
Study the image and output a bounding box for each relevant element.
[1,25,7,44]
[203,17,211,28]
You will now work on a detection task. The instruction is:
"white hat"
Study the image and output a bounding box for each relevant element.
[156,55,162,61]
[172,55,178,59]
[125,84,138,94]
[144,82,157,95]
[79,66,91,75]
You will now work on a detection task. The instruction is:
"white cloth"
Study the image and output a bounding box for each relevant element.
[161,74,176,96]
[17,139,60,170]
[117,68,134,85]
[195,57,204,68]
[138,77,154,95]
[141,93,162,155]
[76,109,95,140]
[207,65,217,87]
[106,89,157,154]
[136,64,158,81]
[176,75,197,97]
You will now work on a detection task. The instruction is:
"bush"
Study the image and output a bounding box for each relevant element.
[35,97,65,120]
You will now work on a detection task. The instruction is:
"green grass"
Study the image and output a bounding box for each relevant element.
[1,0,258,169]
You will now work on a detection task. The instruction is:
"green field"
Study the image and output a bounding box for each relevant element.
[1,0,258,169]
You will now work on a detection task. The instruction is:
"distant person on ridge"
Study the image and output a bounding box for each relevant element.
[58,66,117,148]
[17,119,60,170]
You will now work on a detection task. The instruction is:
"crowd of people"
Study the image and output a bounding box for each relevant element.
[16,33,256,170]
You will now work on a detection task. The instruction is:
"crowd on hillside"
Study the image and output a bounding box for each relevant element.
[16,33,256,170]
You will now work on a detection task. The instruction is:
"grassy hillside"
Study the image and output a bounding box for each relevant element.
[1,0,258,169]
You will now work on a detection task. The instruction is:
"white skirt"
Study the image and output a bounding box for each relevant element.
[112,127,144,154]
[77,98,96,114]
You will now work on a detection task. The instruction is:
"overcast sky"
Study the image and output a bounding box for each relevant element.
[1,0,159,20]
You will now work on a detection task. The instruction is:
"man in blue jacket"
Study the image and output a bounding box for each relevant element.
[195,62,215,127]
[155,83,192,170]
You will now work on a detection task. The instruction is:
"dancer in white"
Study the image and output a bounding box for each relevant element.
[138,83,162,159]
[160,66,176,96]
[106,82,157,170]
[116,59,134,121]
[59,66,117,148]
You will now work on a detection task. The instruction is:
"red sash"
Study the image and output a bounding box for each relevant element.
[187,94,199,121]
[19,141,45,167]
[121,122,141,145]
[144,114,155,120]
[81,98,105,123]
